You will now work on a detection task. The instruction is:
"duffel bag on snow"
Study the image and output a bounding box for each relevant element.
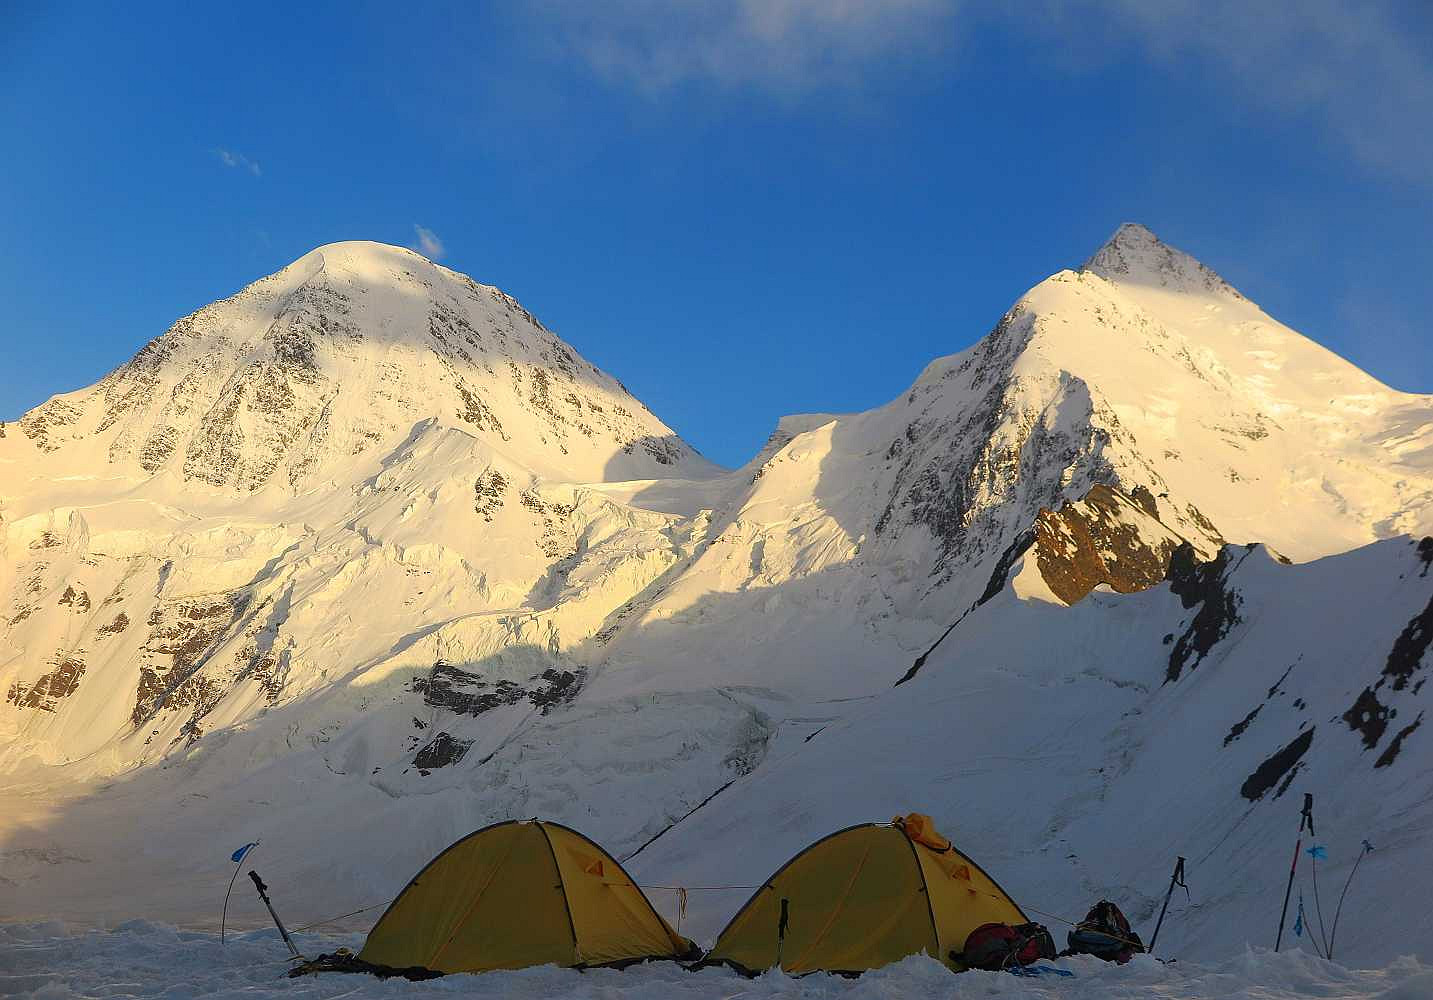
[1065,899,1144,964]
[954,921,1057,970]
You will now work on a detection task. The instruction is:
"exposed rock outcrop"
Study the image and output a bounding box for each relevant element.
[1032,483,1216,605]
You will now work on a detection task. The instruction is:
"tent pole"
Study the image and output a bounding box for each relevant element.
[1327,839,1373,961]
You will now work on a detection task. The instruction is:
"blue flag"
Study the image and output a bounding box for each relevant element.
[1306,844,1327,860]
[230,842,258,864]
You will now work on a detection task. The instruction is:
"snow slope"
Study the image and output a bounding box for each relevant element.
[628,538,1433,959]
[2,226,1431,972]
[4,922,1431,1000]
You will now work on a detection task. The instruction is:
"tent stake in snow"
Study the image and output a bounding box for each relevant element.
[248,870,303,960]
[1147,855,1187,956]
[1275,793,1314,952]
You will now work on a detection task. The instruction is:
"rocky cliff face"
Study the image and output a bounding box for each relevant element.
[1033,483,1218,605]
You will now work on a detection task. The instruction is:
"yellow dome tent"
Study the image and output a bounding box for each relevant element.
[703,813,1027,976]
[352,819,696,975]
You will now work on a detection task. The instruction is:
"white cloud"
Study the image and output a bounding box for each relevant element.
[525,0,1432,183]
[215,148,261,177]
[1041,0,1433,185]
[413,225,446,260]
[529,0,961,96]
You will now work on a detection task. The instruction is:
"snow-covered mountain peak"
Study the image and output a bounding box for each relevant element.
[299,238,426,263]
[287,239,464,297]
[7,243,714,492]
[1082,222,1243,300]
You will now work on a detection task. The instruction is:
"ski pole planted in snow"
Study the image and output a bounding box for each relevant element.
[248,869,303,959]
[1147,855,1187,956]
[1275,793,1314,952]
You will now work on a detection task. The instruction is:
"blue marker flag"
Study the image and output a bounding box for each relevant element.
[230,842,258,864]
[1306,844,1327,860]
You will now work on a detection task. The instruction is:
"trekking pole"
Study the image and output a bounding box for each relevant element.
[248,870,303,959]
[1147,856,1187,956]
[1274,793,1314,952]
[1327,840,1373,961]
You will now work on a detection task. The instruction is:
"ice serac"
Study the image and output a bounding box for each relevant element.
[2,227,1432,966]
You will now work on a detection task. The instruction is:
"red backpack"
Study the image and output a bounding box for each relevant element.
[955,922,1057,970]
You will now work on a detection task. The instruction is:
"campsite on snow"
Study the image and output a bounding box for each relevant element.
[4,5,1433,998]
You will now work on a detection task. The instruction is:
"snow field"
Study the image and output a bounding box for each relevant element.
[3,922,1430,1000]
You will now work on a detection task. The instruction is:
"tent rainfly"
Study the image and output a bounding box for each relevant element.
[703,813,1027,976]
[354,819,696,975]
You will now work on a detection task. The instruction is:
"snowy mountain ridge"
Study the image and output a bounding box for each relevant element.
[2,225,1431,966]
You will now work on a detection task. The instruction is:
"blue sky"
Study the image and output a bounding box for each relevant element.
[2,1,1430,468]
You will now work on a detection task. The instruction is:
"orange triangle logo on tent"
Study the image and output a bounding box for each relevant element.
[584,857,605,877]
[951,864,971,881]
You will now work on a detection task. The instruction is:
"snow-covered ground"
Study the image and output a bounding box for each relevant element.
[3,922,1430,1000]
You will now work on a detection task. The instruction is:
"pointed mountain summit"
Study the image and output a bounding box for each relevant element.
[1081,222,1242,299]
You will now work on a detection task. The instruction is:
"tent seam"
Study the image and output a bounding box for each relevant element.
[899,828,945,965]
[546,821,689,953]
[710,823,880,947]
[789,841,874,972]
[426,825,524,969]
[535,820,583,964]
